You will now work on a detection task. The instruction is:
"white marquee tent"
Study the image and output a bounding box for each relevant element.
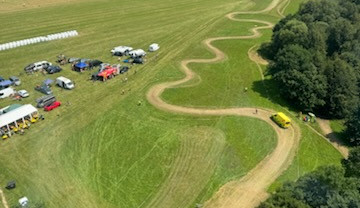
[0,104,38,131]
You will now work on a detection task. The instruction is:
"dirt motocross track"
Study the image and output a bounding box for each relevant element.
[146,0,301,207]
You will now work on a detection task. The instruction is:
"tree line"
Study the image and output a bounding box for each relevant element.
[259,147,360,207]
[259,0,360,144]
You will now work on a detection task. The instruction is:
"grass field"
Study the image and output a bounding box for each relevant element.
[0,0,342,207]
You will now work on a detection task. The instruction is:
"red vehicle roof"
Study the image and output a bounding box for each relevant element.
[44,101,61,111]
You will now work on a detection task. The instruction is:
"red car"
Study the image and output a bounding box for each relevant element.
[44,101,61,111]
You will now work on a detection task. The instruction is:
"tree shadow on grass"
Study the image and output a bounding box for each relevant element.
[251,78,300,113]
[327,131,352,147]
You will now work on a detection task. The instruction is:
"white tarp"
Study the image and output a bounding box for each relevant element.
[0,104,38,128]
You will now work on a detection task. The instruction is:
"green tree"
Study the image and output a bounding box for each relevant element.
[327,18,355,55]
[324,58,358,118]
[271,44,327,110]
[271,20,309,54]
[345,111,360,145]
[258,183,310,208]
[259,166,360,208]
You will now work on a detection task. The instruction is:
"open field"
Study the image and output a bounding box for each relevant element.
[0,0,342,207]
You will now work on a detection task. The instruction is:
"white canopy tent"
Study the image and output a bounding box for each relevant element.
[0,104,38,131]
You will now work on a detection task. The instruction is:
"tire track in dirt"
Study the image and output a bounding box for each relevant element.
[0,189,9,208]
[146,0,300,207]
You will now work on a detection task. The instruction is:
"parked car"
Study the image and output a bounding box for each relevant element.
[88,60,103,69]
[119,66,130,74]
[36,95,56,108]
[9,76,21,86]
[0,80,12,89]
[68,57,80,63]
[44,101,61,111]
[24,61,52,73]
[80,58,90,63]
[45,65,62,74]
[133,57,144,64]
[17,90,29,98]
[35,84,52,95]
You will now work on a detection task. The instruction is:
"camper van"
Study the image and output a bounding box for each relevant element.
[111,46,133,56]
[56,76,74,89]
[24,61,52,73]
[271,112,291,128]
[36,95,56,108]
[129,49,146,58]
[0,87,15,99]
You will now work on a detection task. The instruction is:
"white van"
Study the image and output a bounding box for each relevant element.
[129,49,146,58]
[0,87,15,99]
[56,76,74,89]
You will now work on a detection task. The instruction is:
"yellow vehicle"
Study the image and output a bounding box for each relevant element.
[271,112,291,128]
[30,116,39,123]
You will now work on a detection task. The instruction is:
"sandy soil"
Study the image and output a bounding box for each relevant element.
[0,189,9,208]
[317,118,349,158]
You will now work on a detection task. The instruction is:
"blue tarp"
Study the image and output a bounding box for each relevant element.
[0,80,12,87]
[43,79,54,86]
[75,62,89,68]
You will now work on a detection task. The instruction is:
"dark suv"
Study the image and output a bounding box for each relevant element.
[45,65,62,74]
[88,60,103,69]
[35,84,52,95]
[119,66,130,74]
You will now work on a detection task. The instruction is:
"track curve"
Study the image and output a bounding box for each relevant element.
[0,189,9,208]
[146,0,301,207]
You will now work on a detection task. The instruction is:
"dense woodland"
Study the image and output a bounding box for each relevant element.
[258,1,360,207]
[259,148,360,207]
[260,0,360,144]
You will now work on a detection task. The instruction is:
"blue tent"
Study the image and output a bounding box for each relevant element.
[43,79,54,86]
[0,80,12,88]
[75,62,88,69]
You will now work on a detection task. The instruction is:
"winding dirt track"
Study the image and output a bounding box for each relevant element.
[146,0,301,207]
